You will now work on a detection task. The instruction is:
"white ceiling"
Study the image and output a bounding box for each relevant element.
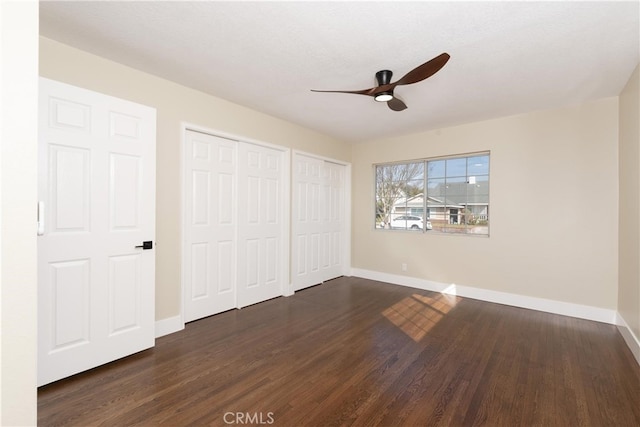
[40,1,639,143]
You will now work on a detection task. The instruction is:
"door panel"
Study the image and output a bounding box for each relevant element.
[236,143,285,308]
[292,154,347,291]
[109,153,142,230]
[324,161,345,280]
[192,171,210,226]
[292,155,324,289]
[217,241,234,293]
[184,131,237,322]
[265,237,278,283]
[48,259,91,350]
[38,78,156,386]
[190,243,209,300]
[49,145,90,232]
[108,254,141,334]
[246,239,260,288]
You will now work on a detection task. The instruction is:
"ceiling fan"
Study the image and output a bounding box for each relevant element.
[311,53,450,111]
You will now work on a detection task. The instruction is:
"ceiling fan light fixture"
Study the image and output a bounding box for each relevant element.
[374,92,393,102]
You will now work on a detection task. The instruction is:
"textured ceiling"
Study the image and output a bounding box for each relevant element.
[40,1,639,143]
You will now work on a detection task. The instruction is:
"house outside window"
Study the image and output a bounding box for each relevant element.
[375,153,489,235]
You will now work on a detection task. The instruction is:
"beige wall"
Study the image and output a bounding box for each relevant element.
[618,64,640,339]
[39,37,351,321]
[352,98,620,309]
[1,1,38,425]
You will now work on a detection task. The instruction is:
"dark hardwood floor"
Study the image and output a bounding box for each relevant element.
[38,277,640,426]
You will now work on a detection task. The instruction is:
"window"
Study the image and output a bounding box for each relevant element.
[375,161,424,230]
[375,153,489,235]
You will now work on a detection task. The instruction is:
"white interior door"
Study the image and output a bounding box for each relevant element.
[184,130,236,322]
[292,153,347,291]
[237,142,285,307]
[38,78,156,386]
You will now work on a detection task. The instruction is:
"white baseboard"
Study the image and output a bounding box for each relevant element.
[350,268,618,325]
[616,313,640,366]
[155,315,184,338]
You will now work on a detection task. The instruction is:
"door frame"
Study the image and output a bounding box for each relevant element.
[180,123,291,326]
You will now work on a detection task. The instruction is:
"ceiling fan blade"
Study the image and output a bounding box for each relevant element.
[387,97,407,111]
[310,88,375,96]
[394,53,450,86]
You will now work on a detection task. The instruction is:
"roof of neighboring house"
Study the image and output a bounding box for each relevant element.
[393,179,489,208]
[393,193,464,209]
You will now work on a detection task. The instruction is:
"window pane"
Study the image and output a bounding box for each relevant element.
[406,162,424,181]
[405,179,423,198]
[468,210,489,235]
[376,164,393,182]
[426,178,445,230]
[442,206,464,233]
[467,181,489,203]
[427,178,446,198]
[444,176,466,205]
[375,162,424,230]
[427,160,445,178]
[467,155,489,176]
[446,158,466,178]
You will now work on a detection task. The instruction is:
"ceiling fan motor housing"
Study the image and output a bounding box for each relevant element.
[375,69,393,86]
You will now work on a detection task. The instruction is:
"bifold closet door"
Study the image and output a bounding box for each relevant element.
[323,161,346,282]
[292,154,324,289]
[292,153,346,291]
[184,130,236,322]
[237,142,285,308]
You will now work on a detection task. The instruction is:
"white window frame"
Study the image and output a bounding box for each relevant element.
[374,151,490,236]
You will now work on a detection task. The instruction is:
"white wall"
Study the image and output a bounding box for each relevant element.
[618,63,640,352]
[0,0,38,424]
[352,98,620,312]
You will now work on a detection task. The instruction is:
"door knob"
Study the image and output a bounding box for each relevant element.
[135,241,153,250]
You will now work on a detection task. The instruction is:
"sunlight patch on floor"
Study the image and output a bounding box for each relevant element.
[382,292,462,342]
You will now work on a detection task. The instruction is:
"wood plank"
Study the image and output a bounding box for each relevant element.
[38,277,640,426]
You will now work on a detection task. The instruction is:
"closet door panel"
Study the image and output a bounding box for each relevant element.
[184,130,236,322]
[237,143,285,307]
[292,154,347,291]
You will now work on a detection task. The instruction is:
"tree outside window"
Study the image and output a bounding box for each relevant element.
[375,162,423,228]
